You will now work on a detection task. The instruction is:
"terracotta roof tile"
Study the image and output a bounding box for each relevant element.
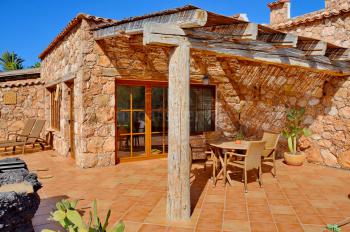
[273,7,350,29]
[0,79,45,88]
[39,13,116,59]
[268,0,290,8]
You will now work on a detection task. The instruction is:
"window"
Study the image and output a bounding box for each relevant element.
[190,86,215,134]
[50,85,61,130]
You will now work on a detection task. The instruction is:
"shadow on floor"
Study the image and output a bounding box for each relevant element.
[33,195,68,231]
[190,163,211,214]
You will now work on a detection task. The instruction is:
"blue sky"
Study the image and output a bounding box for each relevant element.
[0,0,325,67]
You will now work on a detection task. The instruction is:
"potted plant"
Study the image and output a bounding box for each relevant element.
[282,107,312,166]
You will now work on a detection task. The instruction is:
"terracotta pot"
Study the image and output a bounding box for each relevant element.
[284,152,306,166]
[234,140,241,144]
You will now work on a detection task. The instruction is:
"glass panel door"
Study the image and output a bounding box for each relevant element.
[116,86,146,158]
[151,87,168,155]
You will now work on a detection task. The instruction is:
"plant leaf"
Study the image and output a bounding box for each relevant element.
[41,230,56,232]
[287,136,294,154]
[102,209,111,230]
[66,209,85,228]
[52,210,66,221]
[70,200,79,209]
[108,221,125,232]
[303,128,312,137]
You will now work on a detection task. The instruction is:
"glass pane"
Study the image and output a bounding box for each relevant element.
[132,86,145,109]
[133,111,145,133]
[132,111,145,157]
[204,110,213,131]
[117,111,131,158]
[203,88,213,110]
[152,112,163,132]
[117,86,130,109]
[152,87,164,109]
[117,112,130,133]
[190,88,200,110]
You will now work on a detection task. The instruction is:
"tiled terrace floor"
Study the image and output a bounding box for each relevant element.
[9,151,350,231]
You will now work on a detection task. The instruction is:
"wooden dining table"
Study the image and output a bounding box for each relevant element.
[209,140,250,186]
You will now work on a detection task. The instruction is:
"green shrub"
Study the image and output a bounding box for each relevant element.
[42,199,125,232]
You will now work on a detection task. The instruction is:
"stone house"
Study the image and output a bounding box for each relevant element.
[1,1,349,170]
[0,68,44,141]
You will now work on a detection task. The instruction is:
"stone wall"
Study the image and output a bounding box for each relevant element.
[270,0,350,168]
[0,81,45,141]
[269,0,291,25]
[40,20,86,162]
[279,13,350,48]
[326,0,350,10]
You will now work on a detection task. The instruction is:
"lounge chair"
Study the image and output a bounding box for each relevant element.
[261,131,280,177]
[226,141,266,193]
[0,119,36,144]
[0,120,46,154]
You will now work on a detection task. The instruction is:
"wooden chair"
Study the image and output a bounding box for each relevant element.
[0,119,36,144]
[226,141,266,193]
[261,131,280,177]
[189,138,216,183]
[0,120,46,154]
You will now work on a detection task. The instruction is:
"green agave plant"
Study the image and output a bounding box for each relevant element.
[42,199,124,232]
[326,224,341,232]
[282,107,312,155]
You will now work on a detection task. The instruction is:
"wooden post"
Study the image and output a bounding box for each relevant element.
[167,43,191,221]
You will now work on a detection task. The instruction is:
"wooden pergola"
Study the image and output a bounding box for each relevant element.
[93,5,350,221]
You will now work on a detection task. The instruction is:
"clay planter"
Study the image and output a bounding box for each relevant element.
[284,152,306,166]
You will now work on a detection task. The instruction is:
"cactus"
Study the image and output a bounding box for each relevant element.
[42,199,125,232]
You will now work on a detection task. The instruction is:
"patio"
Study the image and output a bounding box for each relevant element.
[10,150,349,232]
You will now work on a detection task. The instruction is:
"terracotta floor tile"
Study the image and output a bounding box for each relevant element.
[298,214,325,225]
[196,217,222,231]
[138,224,168,232]
[250,222,277,232]
[269,205,294,215]
[122,205,154,222]
[10,151,350,232]
[249,211,274,222]
[272,214,299,224]
[167,226,194,232]
[276,223,304,232]
[223,219,250,232]
[122,221,142,232]
[199,208,223,220]
[224,210,248,221]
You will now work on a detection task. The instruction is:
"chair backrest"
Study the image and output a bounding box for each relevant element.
[204,131,224,143]
[245,141,266,171]
[18,119,36,141]
[27,120,45,143]
[190,137,207,160]
[261,131,280,157]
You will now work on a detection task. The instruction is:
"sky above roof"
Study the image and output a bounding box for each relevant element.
[0,0,324,68]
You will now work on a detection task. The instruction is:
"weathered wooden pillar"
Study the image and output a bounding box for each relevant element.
[167,43,191,221]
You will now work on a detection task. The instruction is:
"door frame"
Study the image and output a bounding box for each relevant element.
[115,79,168,163]
[114,79,217,163]
[66,81,75,159]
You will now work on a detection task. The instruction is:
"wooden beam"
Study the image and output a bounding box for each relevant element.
[326,48,350,61]
[200,23,258,40]
[167,43,191,221]
[94,9,208,40]
[297,39,327,56]
[257,32,298,47]
[144,23,191,221]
